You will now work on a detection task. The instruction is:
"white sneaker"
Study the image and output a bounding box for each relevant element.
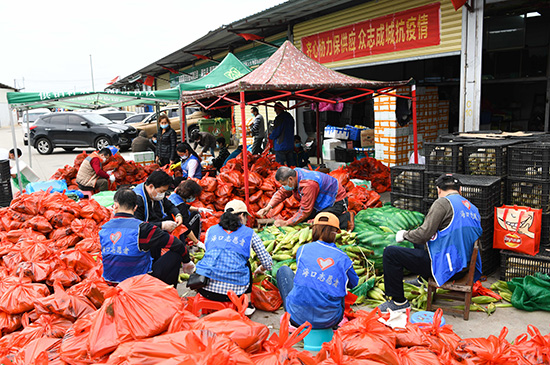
[244,303,256,316]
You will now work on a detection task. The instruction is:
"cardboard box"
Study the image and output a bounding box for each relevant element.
[361,129,374,147]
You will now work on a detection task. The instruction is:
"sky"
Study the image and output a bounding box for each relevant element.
[0,0,285,93]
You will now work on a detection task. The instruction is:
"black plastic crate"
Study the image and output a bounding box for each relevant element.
[335,147,356,163]
[500,248,550,281]
[507,177,550,212]
[542,213,550,245]
[423,198,435,213]
[0,180,12,208]
[424,173,502,216]
[479,214,494,251]
[508,142,550,181]
[480,246,500,276]
[425,142,470,173]
[391,164,425,197]
[464,140,519,176]
[390,193,425,214]
[0,160,9,182]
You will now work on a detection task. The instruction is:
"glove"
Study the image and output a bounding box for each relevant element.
[196,241,206,250]
[109,175,116,183]
[107,170,113,175]
[395,230,407,243]
[182,261,196,275]
[254,265,266,276]
[198,207,213,215]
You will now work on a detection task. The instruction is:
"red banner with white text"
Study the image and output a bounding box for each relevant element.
[301,3,441,63]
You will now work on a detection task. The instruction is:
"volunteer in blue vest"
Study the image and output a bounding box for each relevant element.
[257,166,352,230]
[133,170,182,233]
[168,179,213,247]
[176,143,202,179]
[378,174,482,313]
[99,188,195,286]
[276,212,359,329]
[194,200,273,315]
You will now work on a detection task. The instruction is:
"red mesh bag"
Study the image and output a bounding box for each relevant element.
[192,291,270,354]
[166,309,199,333]
[200,176,218,192]
[329,168,350,187]
[0,276,50,314]
[34,281,96,321]
[106,329,254,365]
[251,312,316,365]
[73,152,88,168]
[0,311,22,335]
[215,182,234,198]
[86,274,181,358]
[248,171,263,187]
[199,191,216,205]
[220,170,243,188]
[71,219,97,239]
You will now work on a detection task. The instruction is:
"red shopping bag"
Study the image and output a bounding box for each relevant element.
[251,279,283,312]
[494,205,541,255]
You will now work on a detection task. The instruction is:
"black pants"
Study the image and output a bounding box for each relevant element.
[383,245,467,302]
[150,250,183,287]
[251,136,265,155]
[198,262,253,302]
[307,198,351,230]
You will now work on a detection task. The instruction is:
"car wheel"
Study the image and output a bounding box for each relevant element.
[95,137,111,150]
[187,125,199,140]
[63,147,75,152]
[36,138,53,155]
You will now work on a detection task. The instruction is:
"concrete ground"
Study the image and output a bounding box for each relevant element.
[3,125,549,343]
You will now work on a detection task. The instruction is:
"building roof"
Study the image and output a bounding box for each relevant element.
[110,0,367,90]
[0,82,17,91]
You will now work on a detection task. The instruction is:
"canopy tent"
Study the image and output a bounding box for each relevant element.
[180,40,416,208]
[178,52,251,92]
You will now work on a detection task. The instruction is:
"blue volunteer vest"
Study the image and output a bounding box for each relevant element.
[99,217,152,283]
[427,194,483,286]
[181,155,202,179]
[168,192,184,208]
[293,241,352,297]
[295,168,339,211]
[195,224,253,286]
[133,183,166,222]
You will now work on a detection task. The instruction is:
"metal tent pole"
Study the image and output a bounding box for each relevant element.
[316,102,320,165]
[240,91,250,208]
[25,109,32,167]
[9,108,23,193]
[412,83,418,164]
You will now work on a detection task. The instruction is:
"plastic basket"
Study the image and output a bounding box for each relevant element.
[542,213,550,245]
[508,142,550,181]
[391,164,425,197]
[507,177,550,212]
[0,160,10,182]
[346,125,363,141]
[425,141,470,173]
[479,214,494,251]
[464,140,519,176]
[424,173,502,216]
[480,246,500,276]
[0,180,12,207]
[390,193,425,214]
[500,248,550,281]
[335,147,356,163]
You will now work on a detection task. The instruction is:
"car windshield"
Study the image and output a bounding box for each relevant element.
[25,113,47,122]
[83,113,113,125]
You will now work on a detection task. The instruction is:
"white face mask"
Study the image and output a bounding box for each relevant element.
[152,191,165,201]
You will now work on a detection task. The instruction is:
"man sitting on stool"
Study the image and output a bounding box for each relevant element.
[99,189,195,286]
[378,174,482,313]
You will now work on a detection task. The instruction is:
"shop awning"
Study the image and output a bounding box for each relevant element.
[178,53,251,92]
[6,89,180,110]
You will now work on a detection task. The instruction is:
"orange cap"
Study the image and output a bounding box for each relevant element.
[313,212,341,232]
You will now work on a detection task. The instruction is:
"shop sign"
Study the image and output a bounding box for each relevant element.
[301,3,440,63]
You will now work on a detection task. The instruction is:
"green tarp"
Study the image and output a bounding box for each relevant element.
[7,89,180,110]
[178,53,251,92]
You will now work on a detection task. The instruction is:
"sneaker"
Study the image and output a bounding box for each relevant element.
[404,276,423,287]
[244,302,256,316]
[377,299,411,313]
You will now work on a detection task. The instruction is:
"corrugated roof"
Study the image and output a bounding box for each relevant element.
[0,82,17,91]
[111,0,367,90]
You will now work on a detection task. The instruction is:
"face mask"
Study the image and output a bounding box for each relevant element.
[283,184,294,191]
[152,139,157,144]
[295,143,301,148]
[186,197,196,203]
[160,124,169,129]
[180,155,188,161]
[152,191,165,201]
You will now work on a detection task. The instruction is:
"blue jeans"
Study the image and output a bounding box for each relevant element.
[276,265,295,311]
[275,150,296,167]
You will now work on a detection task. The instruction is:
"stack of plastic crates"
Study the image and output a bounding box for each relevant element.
[424,173,503,275]
[390,164,426,214]
[0,160,12,207]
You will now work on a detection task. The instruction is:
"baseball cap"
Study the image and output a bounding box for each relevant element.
[225,200,250,215]
[435,174,461,189]
[313,212,341,232]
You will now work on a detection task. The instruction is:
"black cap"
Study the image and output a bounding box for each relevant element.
[435,174,461,190]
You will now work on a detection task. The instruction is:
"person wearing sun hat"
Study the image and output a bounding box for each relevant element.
[276,212,359,329]
[193,200,273,315]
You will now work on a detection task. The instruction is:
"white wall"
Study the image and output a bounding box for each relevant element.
[0,89,11,128]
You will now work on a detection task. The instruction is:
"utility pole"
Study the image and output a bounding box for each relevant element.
[90,54,95,92]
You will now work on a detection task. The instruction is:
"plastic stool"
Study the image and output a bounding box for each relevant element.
[303,328,334,352]
[191,293,236,316]
[410,311,446,327]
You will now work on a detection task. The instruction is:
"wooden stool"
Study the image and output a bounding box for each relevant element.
[190,293,236,316]
[426,241,479,320]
